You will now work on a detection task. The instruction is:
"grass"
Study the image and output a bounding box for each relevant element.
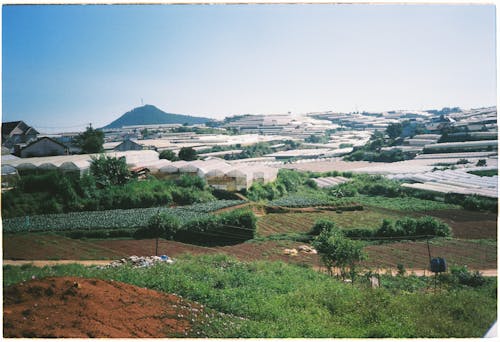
[344,195,461,211]
[3,254,496,338]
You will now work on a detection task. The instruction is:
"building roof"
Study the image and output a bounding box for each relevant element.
[2,121,23,137]
[21,136,68,151]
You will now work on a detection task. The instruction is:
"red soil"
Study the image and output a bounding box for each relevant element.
[421,209,497,240]
[3,276,206,338]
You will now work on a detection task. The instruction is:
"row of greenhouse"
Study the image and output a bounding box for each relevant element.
[389,169,498,198]
[1,150,278,191]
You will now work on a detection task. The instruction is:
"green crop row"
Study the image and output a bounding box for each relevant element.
[268,194,357,208]
[2,200,246,234]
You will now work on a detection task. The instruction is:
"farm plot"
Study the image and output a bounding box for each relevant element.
[363,238,497,270]
[2,233,123,260]
[257,209,402,237]
[268,194,358,208]
[345,196,461,211]
[2,200,246,234]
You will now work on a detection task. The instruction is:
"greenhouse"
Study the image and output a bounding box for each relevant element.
[205,164,239,190]
[36,163,59,173]
[59,160,91,176]
[139,159,171,174]
[3,150,161,177]
[1,164,19,188]
[158,160,189,177]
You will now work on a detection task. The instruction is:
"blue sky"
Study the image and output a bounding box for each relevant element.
[2,4,497,131]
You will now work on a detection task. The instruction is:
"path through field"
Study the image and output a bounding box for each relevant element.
[4,259,497,277]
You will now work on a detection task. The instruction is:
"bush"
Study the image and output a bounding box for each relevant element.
[159,150,178,161]
[176,174,207,190]
[372,217,451,239]
[449,266,486,287]
[309,219,337,236]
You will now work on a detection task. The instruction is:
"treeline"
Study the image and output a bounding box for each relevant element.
[244,169,322,201]
[343,122,422,163]
[1,170,216,218]
[310,216,451,240]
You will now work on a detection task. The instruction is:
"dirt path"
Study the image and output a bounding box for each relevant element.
[3,260,112,267]
[4,260,497,277]
[312,266,497,277]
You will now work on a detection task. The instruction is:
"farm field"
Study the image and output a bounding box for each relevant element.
[3,237,495,271]
[256,208,402,237]
[2,200,246,234]
[363,238,497,270]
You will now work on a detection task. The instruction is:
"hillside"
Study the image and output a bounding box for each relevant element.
[103,105,212,129]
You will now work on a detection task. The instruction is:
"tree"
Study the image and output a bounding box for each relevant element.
[147,213,181,256]
[309,219,336,236]
[159,150,178,161]
[476,159,487,167]
[141,128,150,138]
[312,227,366,280]
[90,155,130,187]
[178,147,197,161]
[73,125,104,153]
[386,123,403,140]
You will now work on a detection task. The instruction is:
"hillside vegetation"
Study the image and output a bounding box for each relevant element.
[3,254,496,338]
[103,104,212,128]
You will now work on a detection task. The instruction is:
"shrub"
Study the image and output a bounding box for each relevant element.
[176,174,207,190]
[309,219,336,236]
[450,266,486,287]
[159,150,178,161]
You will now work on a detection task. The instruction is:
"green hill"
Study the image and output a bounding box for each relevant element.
[103,105,212,129]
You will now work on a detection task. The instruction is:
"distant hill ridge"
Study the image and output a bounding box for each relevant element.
[103,105,212,129]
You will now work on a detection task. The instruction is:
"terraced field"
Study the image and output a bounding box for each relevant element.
[364,238,497,270]
[256,208,402,237]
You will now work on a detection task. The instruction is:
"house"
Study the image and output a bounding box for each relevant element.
[19,137,69,158]
[114,139,144,151]
[1,121,39,149]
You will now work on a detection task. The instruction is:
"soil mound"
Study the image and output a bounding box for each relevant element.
[3,276,206,338]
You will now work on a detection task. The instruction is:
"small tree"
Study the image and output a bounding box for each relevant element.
[147,213,181,256]
[73,124,104,153]
[178,147,197,161]
[90,155,130,187]
[476,159,487,167]
[309,219,336,236]
[159,150,178,161]
[386,123,403,140]
[312,227,366,280]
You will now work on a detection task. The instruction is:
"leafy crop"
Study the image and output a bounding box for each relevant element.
[2,200,246,234]
[268,193,359,208]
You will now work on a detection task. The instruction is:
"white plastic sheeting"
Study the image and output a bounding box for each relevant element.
[393,169,498,198]
[4,150,160,175]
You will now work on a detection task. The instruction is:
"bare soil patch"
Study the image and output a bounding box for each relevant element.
[363,239,497,270]
[3,233,122,260]
[3,276,206,338]
[419,209,497,240]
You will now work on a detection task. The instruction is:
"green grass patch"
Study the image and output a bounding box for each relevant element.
[3,254,496,338]
[345,195,461,211]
